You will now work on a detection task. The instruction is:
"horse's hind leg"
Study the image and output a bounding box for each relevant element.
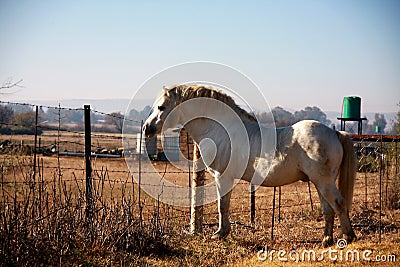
[314,182,356,244]
[317,189,335,247]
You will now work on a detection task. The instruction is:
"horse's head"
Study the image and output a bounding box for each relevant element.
[143,86,180,138]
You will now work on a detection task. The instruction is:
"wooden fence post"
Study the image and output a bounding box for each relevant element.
[190,144,205,234]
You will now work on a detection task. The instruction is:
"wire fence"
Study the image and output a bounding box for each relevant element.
[1,101,400,263]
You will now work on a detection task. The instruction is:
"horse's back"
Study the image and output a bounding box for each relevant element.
[261,120,342,186]
[291,120,343,178]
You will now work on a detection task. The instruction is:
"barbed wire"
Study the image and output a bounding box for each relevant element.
[91,108,142,124]
[0,100,84,111]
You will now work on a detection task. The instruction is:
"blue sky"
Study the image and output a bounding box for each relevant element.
[0,0,399,113]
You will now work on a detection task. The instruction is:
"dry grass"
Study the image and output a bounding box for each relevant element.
[1,132,399,266]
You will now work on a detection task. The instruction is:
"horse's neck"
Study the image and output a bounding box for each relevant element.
[177,101,223,143]
[177,103,274,149]
[183,118,217,144]
[184,117,261,144]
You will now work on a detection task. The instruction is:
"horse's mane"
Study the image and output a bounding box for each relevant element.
[164,84,257,122]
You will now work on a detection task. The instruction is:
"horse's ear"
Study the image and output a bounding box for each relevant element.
[162,86,169,96]
[163,85,177,96]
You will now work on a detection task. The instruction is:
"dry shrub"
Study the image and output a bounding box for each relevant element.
[0,163,176,266]
[388,169,400,210]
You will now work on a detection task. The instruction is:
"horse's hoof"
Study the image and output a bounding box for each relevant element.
[322,236,334,247]
[211,230,229,240]
[343,232,357,244]
[211,233,222,240]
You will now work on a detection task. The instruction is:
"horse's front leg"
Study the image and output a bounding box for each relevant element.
[212,174,234,239]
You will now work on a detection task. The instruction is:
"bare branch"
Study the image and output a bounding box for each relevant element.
[0,78,23,91]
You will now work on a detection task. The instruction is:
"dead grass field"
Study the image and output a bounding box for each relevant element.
[1,131,399,266]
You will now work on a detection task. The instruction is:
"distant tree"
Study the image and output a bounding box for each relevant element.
[127,105,152,122]
[387,120,399,135]
[140,106,152,120]
[105,112,124,132]
[363,113,387,134]
[40,107,58,124]
[10,104,33,114]
[12,111,36,127]
[256,111,273,126]
[63,109,83,123]
[0,105,14,125]
[128,108,140,121]
[374,113,387,133]
[294,106,331,126]
[271,107,295,127]
[393,103,400,135]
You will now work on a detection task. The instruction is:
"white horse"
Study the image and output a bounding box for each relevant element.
[143,84,356,247]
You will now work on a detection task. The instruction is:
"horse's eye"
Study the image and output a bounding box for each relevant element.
[158,106,166,111]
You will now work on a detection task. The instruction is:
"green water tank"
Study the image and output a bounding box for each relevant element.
[343,96,361,119]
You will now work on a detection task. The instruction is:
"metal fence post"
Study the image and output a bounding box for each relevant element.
[33,105,38,184]
[396,141,398,182]
[250,184,255,225]
[271,187,276,240]
[138,120,143,224]
[364,170,368,208]
[307,180,314,212]
[84,105,93,224]
[278,186,281,223]
[379,136,383,243]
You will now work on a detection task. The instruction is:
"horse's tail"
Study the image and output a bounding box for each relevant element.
[337,131,356,211]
